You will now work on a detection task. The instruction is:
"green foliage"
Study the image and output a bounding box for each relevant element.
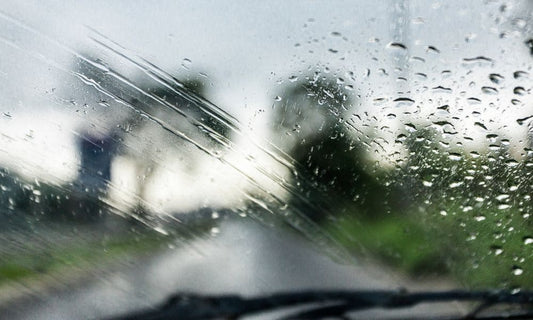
[271,74,395,221]
[331,127,533,288]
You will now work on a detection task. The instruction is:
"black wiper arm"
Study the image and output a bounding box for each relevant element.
[106,289,533,320]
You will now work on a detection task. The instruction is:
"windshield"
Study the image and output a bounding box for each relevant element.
[0,1,531,319]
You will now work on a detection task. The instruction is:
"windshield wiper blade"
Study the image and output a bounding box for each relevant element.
[106,289,533,320]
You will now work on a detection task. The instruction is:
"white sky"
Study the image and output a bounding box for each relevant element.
[0,0,531,213]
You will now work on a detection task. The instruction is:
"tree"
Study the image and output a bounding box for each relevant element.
[270,73,392,222]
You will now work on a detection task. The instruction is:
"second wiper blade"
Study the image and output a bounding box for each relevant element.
[107,289,533,320]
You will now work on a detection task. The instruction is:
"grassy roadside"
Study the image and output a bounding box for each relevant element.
[327,207,532,289]
[0,230,171,286]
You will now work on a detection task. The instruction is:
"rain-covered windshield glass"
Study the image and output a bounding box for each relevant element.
[0,1,531,319]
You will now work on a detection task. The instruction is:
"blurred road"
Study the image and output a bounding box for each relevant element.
[2,218,462,319]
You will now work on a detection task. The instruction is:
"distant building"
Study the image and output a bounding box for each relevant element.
[78,131,115,196]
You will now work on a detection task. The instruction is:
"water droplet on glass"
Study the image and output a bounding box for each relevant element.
[513,87,526,95]
[387,42,407,50]
[512,266,523,276]
[404,123,417,132]
[373,97,387,105]
[432,120,455,129]
[513,71,529,79]
[467,97,481,104]
[516,115,533,125]
[490,246,503,256]
[449,181,463,188]
[395,133,407,143]
[393,97,415,106]
[288,75,298,82]
[463,56,492,63]
[98,100,110,108]
[489,73,504,84]
[210,227,220,236]
[474,122,488,130]
[448,153,462,161]
[181,58,192,70]
[474,215,486,222]
[411,56,425,63]
[378,68,388,76]
[481,86,498,95]
[426,45,440,53]
[505,159,519,168]
[496,194,509,201]
[432,86,452,93]
[523,237,533,245]
[438,104,450,112]
[422,180,433,187]
[274,96,282,101]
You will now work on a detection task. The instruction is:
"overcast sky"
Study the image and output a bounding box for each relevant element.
[0,0,531,211]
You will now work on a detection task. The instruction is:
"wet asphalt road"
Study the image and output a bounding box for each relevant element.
[2,218,462,319]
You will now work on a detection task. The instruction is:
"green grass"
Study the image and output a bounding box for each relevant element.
[438,206,533,288]
[328,205,533,289]
[0,231,171,285]
[329,214,447,275]
[0,264,35,281]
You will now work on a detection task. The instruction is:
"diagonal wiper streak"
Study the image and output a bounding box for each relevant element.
[0,10,351,261]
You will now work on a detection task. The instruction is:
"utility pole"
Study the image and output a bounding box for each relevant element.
[390,0,410,96]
